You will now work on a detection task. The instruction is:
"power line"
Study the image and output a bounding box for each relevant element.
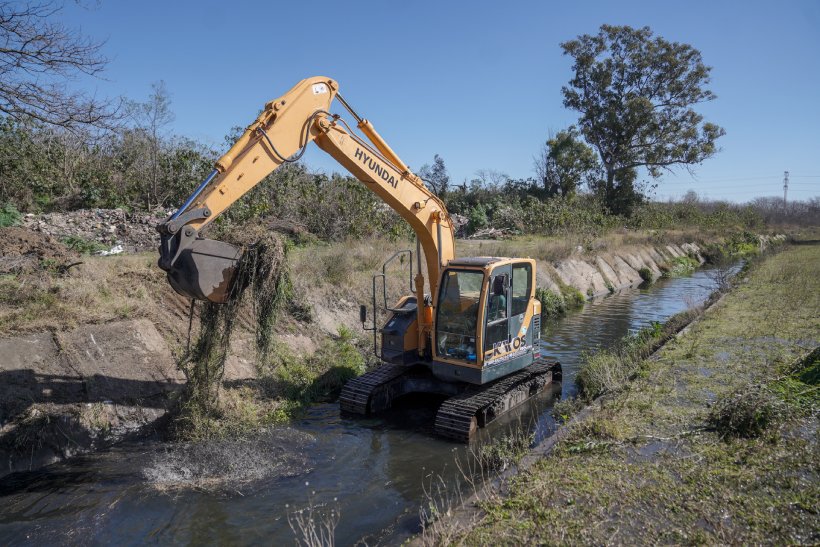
[665,174,820,183]
[656,184,816,191]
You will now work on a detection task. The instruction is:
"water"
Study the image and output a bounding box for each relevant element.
[0,267,725,545]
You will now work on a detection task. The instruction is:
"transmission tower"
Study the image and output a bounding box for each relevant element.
[783,171,789,206]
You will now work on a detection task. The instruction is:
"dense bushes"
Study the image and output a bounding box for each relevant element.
[0,117,214,212]
[0,114,816,244]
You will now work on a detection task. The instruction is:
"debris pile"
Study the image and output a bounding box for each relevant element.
[21,208,169,253]
[0,226,79,274]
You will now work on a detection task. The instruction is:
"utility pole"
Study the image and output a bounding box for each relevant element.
[783,171,789,206]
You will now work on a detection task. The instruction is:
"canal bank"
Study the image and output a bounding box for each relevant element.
[440,242,819,545]
[0,255,748,544]
[1,229,765,475]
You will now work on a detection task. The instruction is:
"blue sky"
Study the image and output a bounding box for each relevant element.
[58,0,819,202]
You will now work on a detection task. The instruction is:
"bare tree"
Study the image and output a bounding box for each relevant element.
[0,1,116,129]
[127,81,175,209]
[472,168,508,188]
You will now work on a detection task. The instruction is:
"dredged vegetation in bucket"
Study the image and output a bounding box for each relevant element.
[175,230,289,438]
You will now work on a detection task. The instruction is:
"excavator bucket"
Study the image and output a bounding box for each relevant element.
[164,238,244,303]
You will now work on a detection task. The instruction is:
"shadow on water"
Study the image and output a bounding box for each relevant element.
[0,266,728,545]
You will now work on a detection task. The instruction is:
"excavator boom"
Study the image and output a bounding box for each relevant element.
[158,76,454,350]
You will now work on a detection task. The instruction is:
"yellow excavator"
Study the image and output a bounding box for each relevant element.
[157,77,560,441]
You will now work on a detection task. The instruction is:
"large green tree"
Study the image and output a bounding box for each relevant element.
[561,25,725,214]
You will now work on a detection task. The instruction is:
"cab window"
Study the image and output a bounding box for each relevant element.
[511,263,532,316]
[436,269,483,363]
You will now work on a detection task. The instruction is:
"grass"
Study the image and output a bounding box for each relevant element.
[477,427,535,473]
[457,227,722,264]
[452,242,820,545]
[661,255,699,278]
[575,310,701,400]
[0,254,179,336]
[0,202,21,227]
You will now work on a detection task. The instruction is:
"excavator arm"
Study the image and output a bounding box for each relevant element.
[157,76,455,351]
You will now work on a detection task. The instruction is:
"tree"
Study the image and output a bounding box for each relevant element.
[418,154,450,196]
[126,81,175,209]
[0,1,116,129]
[472,168,508,188]
[534,126,600,197]
[561,25,725,214]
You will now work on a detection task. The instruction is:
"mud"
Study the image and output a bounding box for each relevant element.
[143,428,315,489]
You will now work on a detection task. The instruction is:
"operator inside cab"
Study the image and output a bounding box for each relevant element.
[487,275,507,321]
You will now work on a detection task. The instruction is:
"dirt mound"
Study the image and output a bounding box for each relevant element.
[0,227,79,273]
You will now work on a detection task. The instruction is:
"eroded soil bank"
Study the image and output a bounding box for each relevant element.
[439,243,819,545]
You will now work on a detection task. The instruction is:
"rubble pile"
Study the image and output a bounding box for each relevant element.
[22,208,169,253]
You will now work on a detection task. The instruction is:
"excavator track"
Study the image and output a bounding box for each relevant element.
[434,358,561,442]
[339,363,408,414]
[340,359,561,442]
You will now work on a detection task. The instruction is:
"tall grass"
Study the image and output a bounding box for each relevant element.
[576,309,701,400]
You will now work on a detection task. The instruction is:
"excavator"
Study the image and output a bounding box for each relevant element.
[157,77,561,441]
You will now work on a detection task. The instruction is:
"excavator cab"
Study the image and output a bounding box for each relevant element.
[430,258,541,385]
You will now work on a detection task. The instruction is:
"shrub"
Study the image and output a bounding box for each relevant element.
[559,284,586,308]
[638,267,653,284]
[536,287,566,318]
[662,256,698,278]
[61,236,107,255]
[467,204,489,234]
[0,203,21,227]
[708,384,783,439]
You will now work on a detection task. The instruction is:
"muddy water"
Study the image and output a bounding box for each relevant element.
[0,268,726,545]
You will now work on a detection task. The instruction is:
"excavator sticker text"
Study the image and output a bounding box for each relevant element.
[354,148,399,189]
[485,335,532,367]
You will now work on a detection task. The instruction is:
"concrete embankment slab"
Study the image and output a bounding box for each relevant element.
[1,319,184,477]
[0,319,184,419]
[55,318,184,402]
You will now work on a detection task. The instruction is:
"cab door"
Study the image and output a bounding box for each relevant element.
[483,264,511,356]
[509,262,533,339]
